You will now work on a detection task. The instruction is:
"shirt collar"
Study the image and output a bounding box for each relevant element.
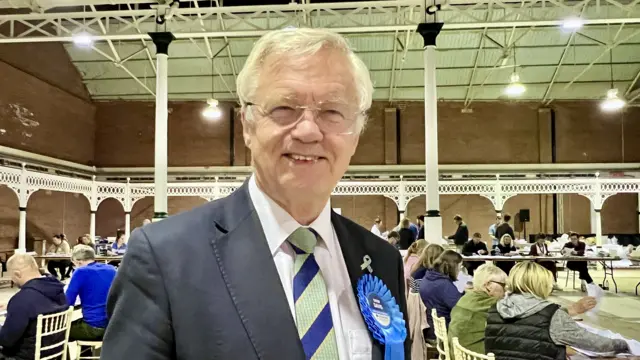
[248,175,333,256]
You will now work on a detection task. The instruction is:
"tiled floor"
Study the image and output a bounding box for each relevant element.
[1,268,639,341]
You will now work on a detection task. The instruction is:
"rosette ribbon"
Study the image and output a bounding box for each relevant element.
[357,274,407,360]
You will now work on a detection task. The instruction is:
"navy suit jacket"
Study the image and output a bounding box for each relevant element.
[100,182,410,360]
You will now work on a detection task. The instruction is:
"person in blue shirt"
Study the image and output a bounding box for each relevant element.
[66,245,117,341]
[109,230,127,256]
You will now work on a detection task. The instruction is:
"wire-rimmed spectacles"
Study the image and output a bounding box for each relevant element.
[245,101,362,135]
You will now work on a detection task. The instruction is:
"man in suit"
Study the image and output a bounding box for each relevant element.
[101,28,410,360]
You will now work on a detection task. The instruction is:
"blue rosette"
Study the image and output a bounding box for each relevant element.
[357,274,407,360]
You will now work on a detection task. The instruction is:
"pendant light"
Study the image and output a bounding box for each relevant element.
[202,55,222,120]
[600,49,626,112]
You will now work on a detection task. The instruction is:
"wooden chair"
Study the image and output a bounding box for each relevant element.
[431,308,451,360]
[451,337,495,360]
[73,341,102,360]
[34,307,74,360]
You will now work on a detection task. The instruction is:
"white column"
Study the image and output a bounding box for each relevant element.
[18,207,26,251]
[90,211,96,240]
[594,209,603,245]
[418,23,444,243]
[590,201,598,234]
[125,212,131,239]
[150,32,174,222]
[557,194,565,234]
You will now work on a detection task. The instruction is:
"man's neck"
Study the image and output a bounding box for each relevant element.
[255,177,328,226]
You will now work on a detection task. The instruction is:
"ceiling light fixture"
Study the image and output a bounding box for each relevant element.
[202,99,222,120]
[504,73,526,97]
[600,89,626,112]
[562,17,584,30]
[72,32,93,47]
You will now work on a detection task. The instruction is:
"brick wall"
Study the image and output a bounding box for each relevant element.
[2,97,639,245]
[0,46,95,165]
[0,187,90,251]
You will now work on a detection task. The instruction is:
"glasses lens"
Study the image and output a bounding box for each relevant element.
[258,102,358,134]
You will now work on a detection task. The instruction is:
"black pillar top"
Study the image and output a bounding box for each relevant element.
[417,23,444,47]
[149,32,175,55]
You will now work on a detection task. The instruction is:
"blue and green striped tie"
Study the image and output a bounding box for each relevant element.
[288,227,340,360]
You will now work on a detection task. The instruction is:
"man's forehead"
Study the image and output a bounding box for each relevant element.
[255,49,357,101]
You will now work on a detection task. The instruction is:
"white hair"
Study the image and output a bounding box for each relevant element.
[472,264,507,291]
[72,244,96,261]
[236,27,374,132]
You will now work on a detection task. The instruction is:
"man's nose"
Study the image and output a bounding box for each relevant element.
[291,109,323,142]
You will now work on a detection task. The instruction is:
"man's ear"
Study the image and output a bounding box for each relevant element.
[241,109,252,148]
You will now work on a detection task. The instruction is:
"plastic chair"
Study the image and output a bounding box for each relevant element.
[432,308,451,360]
[34,307,74,360]
[451,337,495,360]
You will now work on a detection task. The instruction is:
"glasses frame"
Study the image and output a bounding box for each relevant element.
[244,101,362,136]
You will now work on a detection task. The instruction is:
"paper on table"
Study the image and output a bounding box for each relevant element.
[573,322,640,357]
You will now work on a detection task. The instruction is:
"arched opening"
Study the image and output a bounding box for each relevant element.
[130,197,153,229]
[558,194,591,235]
[503,194,554,240]
[331,195,397,233]
[96,198,125,238]
[407,194,496,238]
[0,185,19,251]
[28,190,90,251]
[601,193,639,235]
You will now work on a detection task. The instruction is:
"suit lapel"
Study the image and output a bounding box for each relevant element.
[211,185,304,360]
[331,212,384,360]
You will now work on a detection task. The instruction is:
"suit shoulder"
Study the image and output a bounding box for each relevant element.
[136,195,244,248]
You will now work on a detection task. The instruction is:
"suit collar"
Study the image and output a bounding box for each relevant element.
[210,182,305,359]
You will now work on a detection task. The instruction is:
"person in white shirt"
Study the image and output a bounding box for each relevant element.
[101,28,409,360]
[370,217,383,237]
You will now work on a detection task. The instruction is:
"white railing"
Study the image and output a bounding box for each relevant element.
[3,163,639,213]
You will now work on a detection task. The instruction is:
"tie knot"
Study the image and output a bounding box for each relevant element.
[288,227,318,254]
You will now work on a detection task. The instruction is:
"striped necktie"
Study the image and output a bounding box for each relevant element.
[288,227,339,360]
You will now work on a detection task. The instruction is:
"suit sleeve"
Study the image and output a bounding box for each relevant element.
[101,228,174,360]
[507,226,515,240]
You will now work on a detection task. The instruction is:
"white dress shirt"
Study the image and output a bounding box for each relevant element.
[248,176,372,360]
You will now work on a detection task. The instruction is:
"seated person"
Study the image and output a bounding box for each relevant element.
[529,233,559,285]
[419,250,464,341]
[108,230,127,267]
[562,232,593,291]
[493,234,517,275]
[66,245,117,341]
[485,262,629,359]
[387,231,400,250]
[403,239,427,281]
[109,230,128,256]
[46,234,72,280]
[449,264,507,354]
[461,232,488,276]
[411,243,444,281]
[75,234,94,248]
[0,253,68,360]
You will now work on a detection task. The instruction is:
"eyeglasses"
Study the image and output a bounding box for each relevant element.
[245,101,362,135]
